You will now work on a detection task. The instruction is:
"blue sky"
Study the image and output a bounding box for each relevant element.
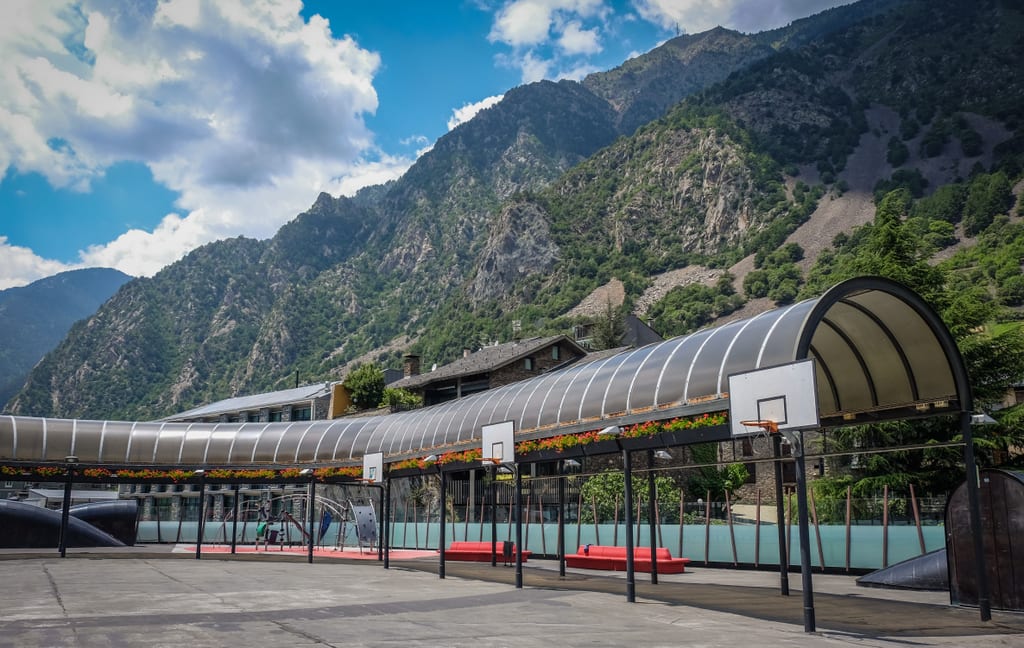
[0,0,850,289]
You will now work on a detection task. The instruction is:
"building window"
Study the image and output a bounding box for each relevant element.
[741,437,753,457]
[551,345,560,360]
[524,357,534,370]
[293,407,312,421]
[269,410,283,422]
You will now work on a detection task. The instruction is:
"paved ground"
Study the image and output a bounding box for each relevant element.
[0,546,1021,647]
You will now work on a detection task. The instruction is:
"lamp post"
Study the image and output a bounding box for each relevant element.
[194,469,206,560]
[230,482,240,555]
[558,458,580,578]
[424,455,446,579]
[58,456,78,558]
[649,449,673,585]
[602,425,635,603]
[300,468,315,564]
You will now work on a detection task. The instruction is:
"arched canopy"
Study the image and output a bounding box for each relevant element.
[0,277,970,468]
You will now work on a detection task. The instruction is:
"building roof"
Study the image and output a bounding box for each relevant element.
[164,383,333,421]
[389,335,585,390]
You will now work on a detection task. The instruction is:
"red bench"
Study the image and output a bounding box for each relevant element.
[445,541,531,563]
[565,545,690,573]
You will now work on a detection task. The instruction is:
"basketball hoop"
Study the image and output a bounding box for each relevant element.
[740,419,779,433]
[740,419,778,443]
[482,457,502,465]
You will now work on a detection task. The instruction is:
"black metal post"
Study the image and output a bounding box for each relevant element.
[491,465,498,567]
[58,463,75,557]
[383,478,391,569]
[231,483,240,554]
[307,477,316,564]
[647,449,659,585]
[515,464,523,589]
[558,463,566,577]
[377,484,385,562]
[961,412,991,621]
[439,468,446,579]
[195,476,206,560]
[623,448,636,603]
[793,432,816,633]
[773,434,790,596]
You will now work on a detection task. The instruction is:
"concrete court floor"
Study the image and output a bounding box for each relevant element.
[0,550,1022,648]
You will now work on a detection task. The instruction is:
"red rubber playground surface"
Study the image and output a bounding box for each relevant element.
[178,545,437,560]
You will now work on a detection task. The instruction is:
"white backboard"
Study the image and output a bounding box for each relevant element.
[481,420,515,465]
[728,360,819,437]
[362,451,383,483]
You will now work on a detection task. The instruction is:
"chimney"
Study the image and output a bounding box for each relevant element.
[403,354,421,378]
[463,349,470,358]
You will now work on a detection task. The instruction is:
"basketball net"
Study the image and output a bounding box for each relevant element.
[739,419,778,443]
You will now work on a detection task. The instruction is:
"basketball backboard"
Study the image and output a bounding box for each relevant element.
[362,451,383,483]
[728,360,819,438]
[481,420,515,465]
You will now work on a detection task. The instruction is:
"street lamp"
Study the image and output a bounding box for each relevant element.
[300,468,315,564]
[58,456,79,558]
[602,425,636,603]
[424,455,448,579]
[558,457,581,577]
[194,469,206,560]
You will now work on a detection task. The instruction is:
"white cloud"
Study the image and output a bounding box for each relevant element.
[447,94,505,131]
[0,0,396,286]
[0,237,76,290]
[632,0,854,34]
[558,20,602,55]
[488,0,609,83]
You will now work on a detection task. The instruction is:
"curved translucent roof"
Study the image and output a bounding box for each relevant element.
[0,277,969,468]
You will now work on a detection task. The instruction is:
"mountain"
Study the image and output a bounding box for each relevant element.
[0,268,131,410]
[8,0,1024,420]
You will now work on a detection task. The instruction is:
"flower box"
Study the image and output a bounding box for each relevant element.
[581,440,621,457]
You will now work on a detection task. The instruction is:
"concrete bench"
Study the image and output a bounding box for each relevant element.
[445,540,531,563]
[565,545,690,573]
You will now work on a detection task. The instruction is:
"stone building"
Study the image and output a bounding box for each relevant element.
[388,335,589,406]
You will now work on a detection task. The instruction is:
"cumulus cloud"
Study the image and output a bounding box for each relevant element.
[0,0,410,287]
[488,0,609,83]
[447,94,505,131]
[0,237,73,290]
[633,0,854,34]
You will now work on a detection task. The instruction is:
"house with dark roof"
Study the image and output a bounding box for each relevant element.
[388,335,588,406]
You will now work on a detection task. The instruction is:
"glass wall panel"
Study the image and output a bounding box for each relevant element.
[250,424,289,463]
[757,300,815,368]
[827,302,913,408]
[600,346,653,416]
[271,422,311,463]
[293,422,327,462]
[101,422,133,463]
[127,423,165,463]
[717,311,780,395]
[226,423,268,463]
[684,322,741,402]
[153,425,189,464]
[530,368,582,429]
[323,420,363,461]
[180,426,216,464]
[811,323,872,413]
[386,409,433,454]
[655,327,712,405]
[73,420,105,462]
[576,354,631,420]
